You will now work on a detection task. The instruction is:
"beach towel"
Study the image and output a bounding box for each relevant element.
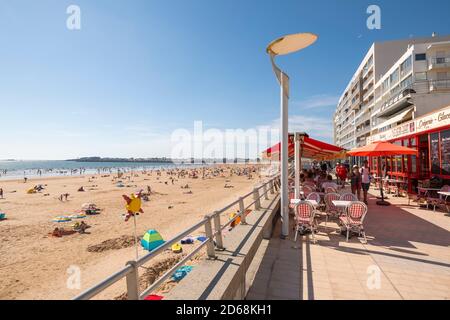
[171,266,193,282]
[144,294,163,300]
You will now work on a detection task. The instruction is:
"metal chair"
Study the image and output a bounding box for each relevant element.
[294,201,317,244]
[339,202,368,243]
[340,193,358,202]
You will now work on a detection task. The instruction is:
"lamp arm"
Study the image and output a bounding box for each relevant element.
[270,53,290,98]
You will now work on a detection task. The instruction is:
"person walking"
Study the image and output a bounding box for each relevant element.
[360,160,371,204]
[350,165,362,201]
[0,187,3,199]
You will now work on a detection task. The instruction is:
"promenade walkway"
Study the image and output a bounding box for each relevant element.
[246,192,450,300]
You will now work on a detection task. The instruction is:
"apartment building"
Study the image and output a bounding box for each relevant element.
[334,34,450,150]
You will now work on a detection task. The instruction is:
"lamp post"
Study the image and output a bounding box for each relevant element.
[266,33,318,238]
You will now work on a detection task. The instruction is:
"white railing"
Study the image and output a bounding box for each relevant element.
[73,174,281,300]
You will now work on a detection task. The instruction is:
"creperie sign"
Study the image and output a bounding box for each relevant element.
[416,106,450,133]
[367,106,450,144]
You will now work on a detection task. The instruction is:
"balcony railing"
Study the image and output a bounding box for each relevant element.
[430,79,450,91]
[429,56,450,69]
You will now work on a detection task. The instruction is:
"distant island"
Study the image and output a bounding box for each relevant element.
[66,157,261,164]
[66,157,174,163]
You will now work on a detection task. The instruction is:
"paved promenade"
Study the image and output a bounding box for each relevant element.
[247,192,450,300]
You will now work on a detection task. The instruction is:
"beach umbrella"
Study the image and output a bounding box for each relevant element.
[52,216,72,223]
[141,229,165,251]
[348,141,418,206]
[69,213,87,219]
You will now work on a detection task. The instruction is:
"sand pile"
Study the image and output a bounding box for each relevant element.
[87,235,141,253]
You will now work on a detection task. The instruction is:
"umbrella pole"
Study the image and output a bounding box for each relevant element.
[133,214,139,260]
[377,178,390,206]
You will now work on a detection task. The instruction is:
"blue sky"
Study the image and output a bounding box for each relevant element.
[1,0,450,159]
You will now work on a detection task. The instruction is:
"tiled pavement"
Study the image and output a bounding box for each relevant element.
[246,192,450,300]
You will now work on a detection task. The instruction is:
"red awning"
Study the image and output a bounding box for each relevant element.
[262,134,344,160]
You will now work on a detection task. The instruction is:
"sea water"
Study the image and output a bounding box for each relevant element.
[0,160,201,180]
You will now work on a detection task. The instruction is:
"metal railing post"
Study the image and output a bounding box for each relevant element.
[263,183,269,200]
[269,180,275,194]
[238,197,247,225]
[212,211,224,250]
[253,187,261,210]
[204,214,216,259]
[125,261,140,300]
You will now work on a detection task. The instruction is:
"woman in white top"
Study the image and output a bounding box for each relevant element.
[360,160,371,204]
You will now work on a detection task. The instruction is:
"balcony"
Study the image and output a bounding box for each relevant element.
[363,72,374,90]
[429,56,450,70]
[430,79,450,91]
[355,112,370,126]
[355,125,371,137]
[378,85,415,118]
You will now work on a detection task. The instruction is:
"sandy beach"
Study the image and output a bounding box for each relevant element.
[0,164,268,300]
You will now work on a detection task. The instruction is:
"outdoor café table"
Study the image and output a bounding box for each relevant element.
[386,179,405,197]
[332,200,352,209]
[438,191,450,213]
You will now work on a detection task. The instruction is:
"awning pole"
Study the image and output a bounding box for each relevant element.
[295,133,301,199]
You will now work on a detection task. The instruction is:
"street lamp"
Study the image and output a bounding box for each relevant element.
[266,32,318,238]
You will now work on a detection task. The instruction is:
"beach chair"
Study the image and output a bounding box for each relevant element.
[294,202,317,244]
[339,202,368,243]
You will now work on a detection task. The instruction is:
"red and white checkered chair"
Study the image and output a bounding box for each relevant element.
[301,185,313,198]
[340,193,358,202]
[325,186,338,194]
[339,202,368,243]
[294,201,317,243]
[324,193,341,226]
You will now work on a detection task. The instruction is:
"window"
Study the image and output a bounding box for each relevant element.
[430,133,440,175]
[415,53,426,61]
[390,69,399,84]
[441,130,450,176]
[415,72,427,81]
[400,56,412,76]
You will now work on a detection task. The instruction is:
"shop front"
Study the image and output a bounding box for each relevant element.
[367,105,450,193]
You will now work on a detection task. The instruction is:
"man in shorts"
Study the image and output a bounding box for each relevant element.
[360,160,371,205]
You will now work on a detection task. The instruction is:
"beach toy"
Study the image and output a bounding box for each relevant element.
[122,192,144,222]
[141,229,165,251]
[27,188,36,194]
[171,243,182,254]
[52,216,71,223]
[171,266,193,282]
[181,237,194,244]
[229,212,241,227]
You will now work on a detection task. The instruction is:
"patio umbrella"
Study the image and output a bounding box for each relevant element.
[348,141,418,206]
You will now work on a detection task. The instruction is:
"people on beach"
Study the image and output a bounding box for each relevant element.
[0,187,3,199]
